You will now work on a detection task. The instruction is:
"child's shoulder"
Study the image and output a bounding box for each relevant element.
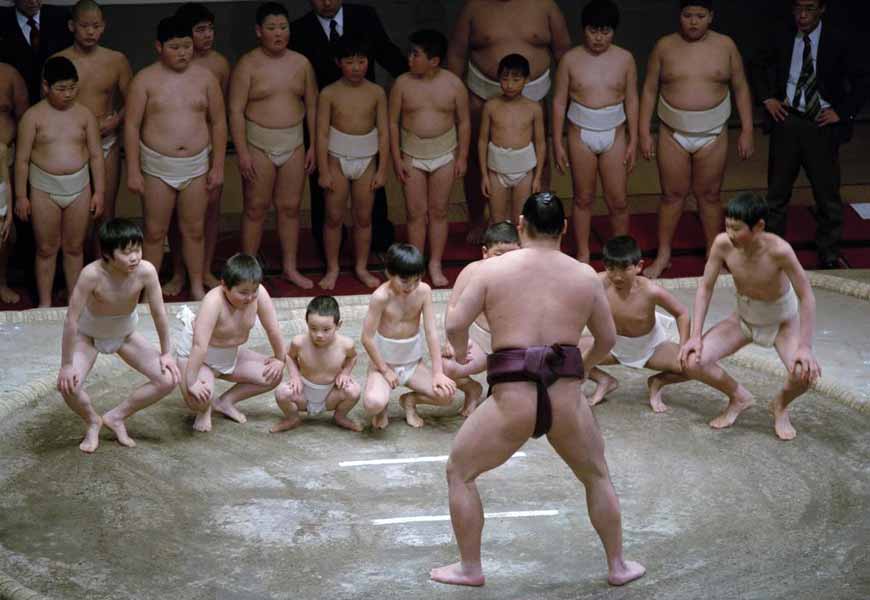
[437,68,464,88]
[370,282,392,303]
[414,281,433,298]
[336,333,356,351]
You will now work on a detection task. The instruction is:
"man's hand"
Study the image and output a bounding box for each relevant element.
[763,98,788,123]
[816,108,841,127]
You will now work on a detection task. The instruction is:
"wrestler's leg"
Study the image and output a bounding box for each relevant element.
[141,174,177,288]
[163,218,185,296]
[644,125,690,279]
[325,382,363,432]
[271,380,304,433]
[177,356,216,433]
[509,172,534,226]
[363,368,392,429]
[91,143,121,258]
[430,384,534,586]
[401,363,455,427]
[546,380,645,586]
[770,317,810,441]
[427,161,456,287]
[320,154,350,291]
[58,334,101,452]
[464,94,487,245]
[598,125,631,241]
[59,189,91,303]
[690,129,728,254]
[486,173,510,225]
[176,175,208,300]
[30,189,62,307]
[643,341,686,413]
[274,147,313,288]
[203,182,222,289]
[213,348,281,423]
[350,161,379,288]
[567,123,600,263]
[240,148,276,262]
[579,336,618,405]
[402,160,429,255]
[104,332,177,447]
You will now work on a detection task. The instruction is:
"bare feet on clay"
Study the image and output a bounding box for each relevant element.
[334,412,363,432]
[79,418,103,453]
[588,373,619,406]
[162,274,186,297]
[646,375,669,413]
[709,386,754,430]
[193,409,212,432]
[318,269,339,291]
[102,409,136,448]
[0,285,20,304]
[212,397,247,423]
[642,256,672,279]
[460,380,483,417]
[284,269,314,290]
[430,562,485,587]
[608,560,646,586]
[354,267,380,289]
[270,416,302,433]
[371,410,389,430]
[400,393,424,428]
[428,263,449,288]
[770,398,797,441]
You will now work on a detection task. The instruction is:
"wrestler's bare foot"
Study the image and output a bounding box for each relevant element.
[269,416,302,433]
[608,560,646,586]
[770,398,797,441]
[203,272,221,289]
[334,412,363,432]
[647,375,669,413]
[102,410,136,448]
[465,222,485,246]
[0,285,20,304]
[400,393,424,428]
[318,269,340,291]
[430,562,485,587]
[192,409,212,432]
[354,267,380,289]
[212,397,247,423]
[428,263,449,288]
[163,273,186,297]
[79,418,103,453]
[643,255,672,279]
[589,373,619,406]
[709,386,754,429]
[460,380,483,417]
[284,268,314,290]
[371,410,389,430]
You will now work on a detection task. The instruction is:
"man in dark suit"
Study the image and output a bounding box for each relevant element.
[0,0,72,105]
[291,0,407,254]
[751,0,870,269]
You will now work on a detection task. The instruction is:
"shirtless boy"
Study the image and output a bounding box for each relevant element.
[124,16,227,301]
[316,34,388,290]
[442,221,519,415]
[271,295,362,433]
[580,235,690,412]
[229,2,317,289]
[361,243,456,429]
[478,53,545,224]
[431,192,644,587]
[15,56,105,307]
[552,0,638,263]
[176,253,285,433]
[0,63,28,304]
[54,0,132,250]
[681,193,820,441]
[639,0,754,278]
[447,0,571,243]
[389,29,470,288]
[58,218,179,453]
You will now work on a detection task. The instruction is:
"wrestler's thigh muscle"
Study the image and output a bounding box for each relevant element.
[598,126,629,211]
[70,334,100,388]
[699,315,751,364]
[274,147,306,211]
[60,190,92,252]
[656,124,691,199]
[242,148,277,210]
[772,317,803,373]
[567,123,600,199]
[30,189,62,249]
[222,347,271,386]
[427,161,455,213]
[118,332,169,382]
[643,340,682,373]
[546,379,610,480]
[691,129,728,198]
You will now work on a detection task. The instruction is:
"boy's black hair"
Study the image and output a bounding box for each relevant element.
[680,0,713,10]
[71,0,103,22]
[497,53,530,78]
[157,15,192,43]
[385,243,425,278]
[98,218,143,261]
[582,0,620,30]
[333,32,371,61]
[521,192,565,238]
[221,253,263,288]
[175,2,215,28]
[43,56,78,86]
[306,295,341,325]
[483,221,520,248]
[602,235,642,268]
[409,29,447,64]
[725,192,768,228]
[256,2,288,26]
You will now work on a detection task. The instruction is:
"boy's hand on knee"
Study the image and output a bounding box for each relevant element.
[160,353,181,385]
[57,365,79,396]
[383,368,399,389]
[285,376,303,397]
[790,346,821,385]
[262,357,284,384]
[679,337,702,370]
[336,373,354,391]
[433,373,457,398]
[188,380,212,407]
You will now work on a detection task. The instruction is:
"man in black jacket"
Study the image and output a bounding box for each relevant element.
[751,0,870,269]
[290,0,407,254]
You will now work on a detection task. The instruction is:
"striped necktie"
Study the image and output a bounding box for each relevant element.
[792,34,821,119]
[329,19,339,45]
[27,16,40,53]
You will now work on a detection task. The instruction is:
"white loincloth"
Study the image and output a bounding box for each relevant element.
[245,119,304,167]
[736,283,799,348]
[175,305,239,375]
[328,127,378,181]
[301,375,334,415]
[100,133,118,159]
[469,320,492,355]
[567,101,626,155]
[657,94,731,154]
[77,304,139,354]
[402,127,456,173]
[140,142,210,191]
[611,312,676,369]
[466,62,551,102]
[487,141,536,188]
[374,331,424,385]
[28,162,90,208]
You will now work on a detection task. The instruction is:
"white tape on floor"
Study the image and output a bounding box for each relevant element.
[372,509,559,525]
[340,452,526,468]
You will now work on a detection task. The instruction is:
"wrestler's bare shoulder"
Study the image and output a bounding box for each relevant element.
[436,69,465,91]
[369,283,393,305]
[0,62,20,80]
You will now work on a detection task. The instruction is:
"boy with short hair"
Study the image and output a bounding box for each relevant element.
[53,0,133,250]
[176,253,285,433]
[479,53,546,225]
[681,193,820,440]
[389,29,470,288]
[15,56,105,308]
[124,15,227,302]
[552,0,638,263]
[0,63,28,304]
[271,295,362,433]
[580,235,689,412]
[57,218,179,453]
[441,221,520,415]
[316,34,388,290]
[361,243,456,429]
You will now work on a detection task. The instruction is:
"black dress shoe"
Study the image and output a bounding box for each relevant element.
[818,255,851,270]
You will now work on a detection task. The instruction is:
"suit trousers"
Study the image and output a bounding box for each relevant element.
[766,113,842,260]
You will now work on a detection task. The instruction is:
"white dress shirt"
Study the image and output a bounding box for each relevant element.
[785,22,830,111]
[16,10,40,47]
[316,7,344,40]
